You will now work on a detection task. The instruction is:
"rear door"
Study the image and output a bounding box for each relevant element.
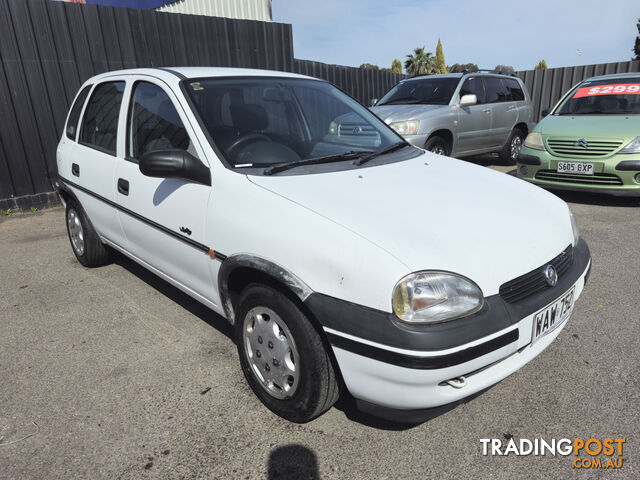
[114,77,216,304]
[65,80,127,247]
[455,76,492,154]
[485,76,518,148]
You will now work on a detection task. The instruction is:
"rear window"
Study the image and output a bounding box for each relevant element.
[80,81,126,154]
[556,77,640,115]
[65,85,92,140]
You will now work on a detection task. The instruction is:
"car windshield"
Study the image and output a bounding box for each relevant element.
[555,77,640,115]
[376,77,459,106]
[184,77,402,168]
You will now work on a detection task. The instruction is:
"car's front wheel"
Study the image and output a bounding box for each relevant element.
[424,135,450,156]
[235,284,339,422]
[65,199,111,267]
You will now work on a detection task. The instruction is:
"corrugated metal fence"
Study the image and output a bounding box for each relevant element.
[518,60,640,120]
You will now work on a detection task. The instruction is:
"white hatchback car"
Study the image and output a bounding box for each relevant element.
[56,68,591,423]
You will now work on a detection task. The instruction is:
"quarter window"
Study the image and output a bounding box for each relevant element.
[128,82,193,160]
[80,81,125,155]
[485,77,510,103]
[66,85,92,140]
[504,78,525,101]
[459,77,486,104]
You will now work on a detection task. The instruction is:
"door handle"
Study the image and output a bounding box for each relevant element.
[117,178,129,196]
[483,107,491,114]
[72,163,80,177]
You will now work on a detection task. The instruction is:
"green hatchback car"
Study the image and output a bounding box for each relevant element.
[517,73,640,196]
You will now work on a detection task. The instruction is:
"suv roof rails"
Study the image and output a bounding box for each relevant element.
[408,73,432,78]
[462,69,519,77]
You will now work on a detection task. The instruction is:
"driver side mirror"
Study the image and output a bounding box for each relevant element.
[369,98,378,107]
[139,149,211,186]
[459,94,477,107]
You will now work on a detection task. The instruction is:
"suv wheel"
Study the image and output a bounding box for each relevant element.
[235,284,339,422]
[424,136,449,156]
[500,128,525,165]
[65,200,111,267]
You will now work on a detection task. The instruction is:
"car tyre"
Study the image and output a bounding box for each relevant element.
[424,136,450,156]
[65,199,111,267]
[500,128,525,165]
[235,283,339,422]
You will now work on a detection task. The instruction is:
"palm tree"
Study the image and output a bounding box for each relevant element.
[404,47,434,75]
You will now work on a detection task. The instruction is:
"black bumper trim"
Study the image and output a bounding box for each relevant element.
[615,160,640,171]
[327,329,518,370]
[517,153,541,165]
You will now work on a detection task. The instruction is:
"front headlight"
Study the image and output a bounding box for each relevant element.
[523,132,545,151]
[620,136,640,154]
[392,271,484,324]
[389,119,420,135]
[570,211,579,247]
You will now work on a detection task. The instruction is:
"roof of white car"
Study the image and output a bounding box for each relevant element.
[86,67,313,85]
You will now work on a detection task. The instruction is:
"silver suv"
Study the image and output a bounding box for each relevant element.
[370,71,535,164]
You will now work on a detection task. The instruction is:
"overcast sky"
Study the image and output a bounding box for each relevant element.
[273,0,639,72]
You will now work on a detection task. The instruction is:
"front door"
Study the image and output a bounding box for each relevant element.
[114,78,216,305]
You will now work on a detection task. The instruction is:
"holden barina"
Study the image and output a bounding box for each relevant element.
[56,68,591,422]
[518,72,640,196]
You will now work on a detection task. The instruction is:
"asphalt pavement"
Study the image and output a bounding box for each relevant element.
[1,161,639,479]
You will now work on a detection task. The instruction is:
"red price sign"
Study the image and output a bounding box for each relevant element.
[573,84,640,98]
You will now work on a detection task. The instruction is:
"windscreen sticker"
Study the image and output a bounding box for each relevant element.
[190,82,204,91]
[573,84,640,98]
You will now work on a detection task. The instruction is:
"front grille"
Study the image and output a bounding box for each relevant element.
[499,245,574,303]
[338,123,378,137]
[535,170,623,186]
[547,138,622,157]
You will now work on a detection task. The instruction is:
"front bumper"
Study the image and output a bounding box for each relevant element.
[304,239,591,415]
[516,146,640,197]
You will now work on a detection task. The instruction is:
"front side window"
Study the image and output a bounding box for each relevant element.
[555,77,640,115]
[80,81,125,154]
[66,85,92,140]
[459,77,486,104]
[377,77,459,106]
[128,82,194,160]
[185,77,405,169]
[484,77,510,103]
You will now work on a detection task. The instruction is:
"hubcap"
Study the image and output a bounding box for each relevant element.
[511,135,523,159]
[67,209,85,256]
[242,307,300,399]
[431,145,446,155]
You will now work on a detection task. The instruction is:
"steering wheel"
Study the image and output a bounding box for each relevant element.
[227,134,272,155]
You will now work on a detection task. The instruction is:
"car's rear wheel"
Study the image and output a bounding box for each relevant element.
[235,283,339,422]
[65,199,111,267]
[424,136,450,156]
[500,128,525,165]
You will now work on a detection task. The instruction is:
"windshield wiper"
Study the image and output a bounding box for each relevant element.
[263,150,371,175]
[378,97,420,105]
[352,141,410,166]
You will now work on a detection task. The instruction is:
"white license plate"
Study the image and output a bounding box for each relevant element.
[557,161,594,175]
[531,287,575,344]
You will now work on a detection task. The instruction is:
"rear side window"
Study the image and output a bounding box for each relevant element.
[504,78,525,101]
[80,81,126,155]
[127,82,193,160]
[460,77,486,104]
[485,77,510,103]
[66,85,92,140]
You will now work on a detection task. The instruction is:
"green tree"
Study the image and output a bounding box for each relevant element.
[359,63,379,70]
[534,59,548,70]
[494,64,515,73]
[434,38,447,74]
[391,58,402,74]
[404,47,434,75]
[634,18,640,60]
[447,63,478,73]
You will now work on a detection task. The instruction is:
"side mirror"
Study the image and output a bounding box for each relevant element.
[459,94,477,107]
[369,98,378,107]
[541,108,551,117]
[139,149,211,186]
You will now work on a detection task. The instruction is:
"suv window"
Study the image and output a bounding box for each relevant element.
[504,78,525,101]
[459,77,486,104]
[80,81,125,154]
[485,77,510,103]
[66,85,92,140]
[128,82,193,160]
